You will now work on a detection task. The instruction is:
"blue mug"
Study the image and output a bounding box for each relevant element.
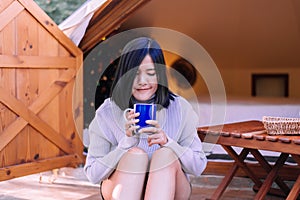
[134,103,157,129]
[124,103,157,134]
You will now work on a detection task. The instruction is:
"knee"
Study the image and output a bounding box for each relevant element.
[152,147,178,160]
[117,147,149,173]
[150,147,180,172]
[128,147,147,154]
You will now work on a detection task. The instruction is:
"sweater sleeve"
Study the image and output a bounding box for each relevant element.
[84,117,138,184]
[162,98,207,176]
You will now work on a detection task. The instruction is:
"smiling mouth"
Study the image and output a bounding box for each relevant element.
[137,88,151,91]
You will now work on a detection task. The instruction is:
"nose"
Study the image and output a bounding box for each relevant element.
[137,73,147,85]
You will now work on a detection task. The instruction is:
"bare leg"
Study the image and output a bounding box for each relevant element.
[101,147,149,200]
[144,148,191,200]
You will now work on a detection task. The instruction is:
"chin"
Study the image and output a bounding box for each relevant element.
[133,93,153,102]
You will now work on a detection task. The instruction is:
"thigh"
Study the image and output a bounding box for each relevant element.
[101,147,149,200]
[146,148,191,200]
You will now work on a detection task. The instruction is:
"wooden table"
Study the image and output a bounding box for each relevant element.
[198,120,300,200]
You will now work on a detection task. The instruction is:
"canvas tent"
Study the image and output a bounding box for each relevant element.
[59,0,150,53]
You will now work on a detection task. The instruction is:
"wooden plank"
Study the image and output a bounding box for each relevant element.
[36,22,61,159]
[0,20,17,133]
[250,149,290,195]
[0,0,14,13]
[79,0,151,54]
[0,154,82,181]
[0,86,72,154]
[286,175,300,200]
[0,117,28,152]
[0,55,77,69]
[0,1,24,31]
[210,150,248,200]
[254,153,289,200]
[0,0,83,179]
[0,69,76,152]
[15,10,39,166]
[198,121,300,155]
[203,161,300,181]
[17,0,82,57]
[0,11,17,168]
[71,64,84,151]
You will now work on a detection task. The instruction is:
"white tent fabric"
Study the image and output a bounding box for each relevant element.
[58,0,108,46]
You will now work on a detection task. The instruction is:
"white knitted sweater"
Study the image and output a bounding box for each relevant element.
[84,96,207,184]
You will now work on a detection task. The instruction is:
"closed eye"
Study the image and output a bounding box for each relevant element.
[146,69,156,76]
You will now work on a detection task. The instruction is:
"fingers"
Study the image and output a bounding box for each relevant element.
[147,129,168,146]
[145,120,159,127]
[124,110,139,120]
[124,111,140,137]
[138,120,159,134]
[125,125,139,137]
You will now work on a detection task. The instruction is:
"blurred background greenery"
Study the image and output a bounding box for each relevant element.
[34,0,86,24]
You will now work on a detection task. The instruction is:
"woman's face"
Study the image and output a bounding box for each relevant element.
[132,54,158,102]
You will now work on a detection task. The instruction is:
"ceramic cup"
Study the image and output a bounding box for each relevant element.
[124,103,157,134]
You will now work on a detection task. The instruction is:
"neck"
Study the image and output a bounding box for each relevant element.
[132,95,156,104]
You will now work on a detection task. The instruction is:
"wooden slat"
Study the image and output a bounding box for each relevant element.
[0,154,82,181]
[0,1,24,31]
[0,69,76,152]
[35,20,61,159]
[0,68,76,151]
[0,0,14,13]
[17,0,82,57]
[0,55,76,69]
[15,9,39,167]
[203,161,300,181]
[198,121,300,155]
[79,0,151,54]
[250,149,290,195]
[0,22,17,132]
[286,175,300,200]
[0,86,73,154]
[255,153,289,199]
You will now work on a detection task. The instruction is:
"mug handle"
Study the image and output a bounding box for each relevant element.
[123,108,134,121]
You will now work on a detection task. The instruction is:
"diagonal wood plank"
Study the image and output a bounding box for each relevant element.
[0,55,77,69]
[0,1,24,31]
[0,69,77,152]
[0,87,72,154]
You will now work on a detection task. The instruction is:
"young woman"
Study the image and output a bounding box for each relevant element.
[84,37,207,199]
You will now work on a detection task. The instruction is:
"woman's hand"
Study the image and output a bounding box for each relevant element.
[140,120,168,146]
[124,110,140,137]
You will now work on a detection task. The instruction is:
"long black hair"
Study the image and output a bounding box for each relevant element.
[110,37,175,110]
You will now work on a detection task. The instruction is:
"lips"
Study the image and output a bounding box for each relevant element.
[136,87,151,91]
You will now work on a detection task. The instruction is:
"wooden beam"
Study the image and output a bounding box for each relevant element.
[0,55,76,69]
[79,0,151,54]
[0,154,82,181]
[0,1,24,31]
[203,161,300,181]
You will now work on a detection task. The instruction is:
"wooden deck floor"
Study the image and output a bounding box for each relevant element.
[0,167,286,200]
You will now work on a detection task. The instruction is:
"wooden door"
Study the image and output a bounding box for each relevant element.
[0,0,83,181]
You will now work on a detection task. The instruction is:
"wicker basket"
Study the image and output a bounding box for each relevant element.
[262,116,300,135]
